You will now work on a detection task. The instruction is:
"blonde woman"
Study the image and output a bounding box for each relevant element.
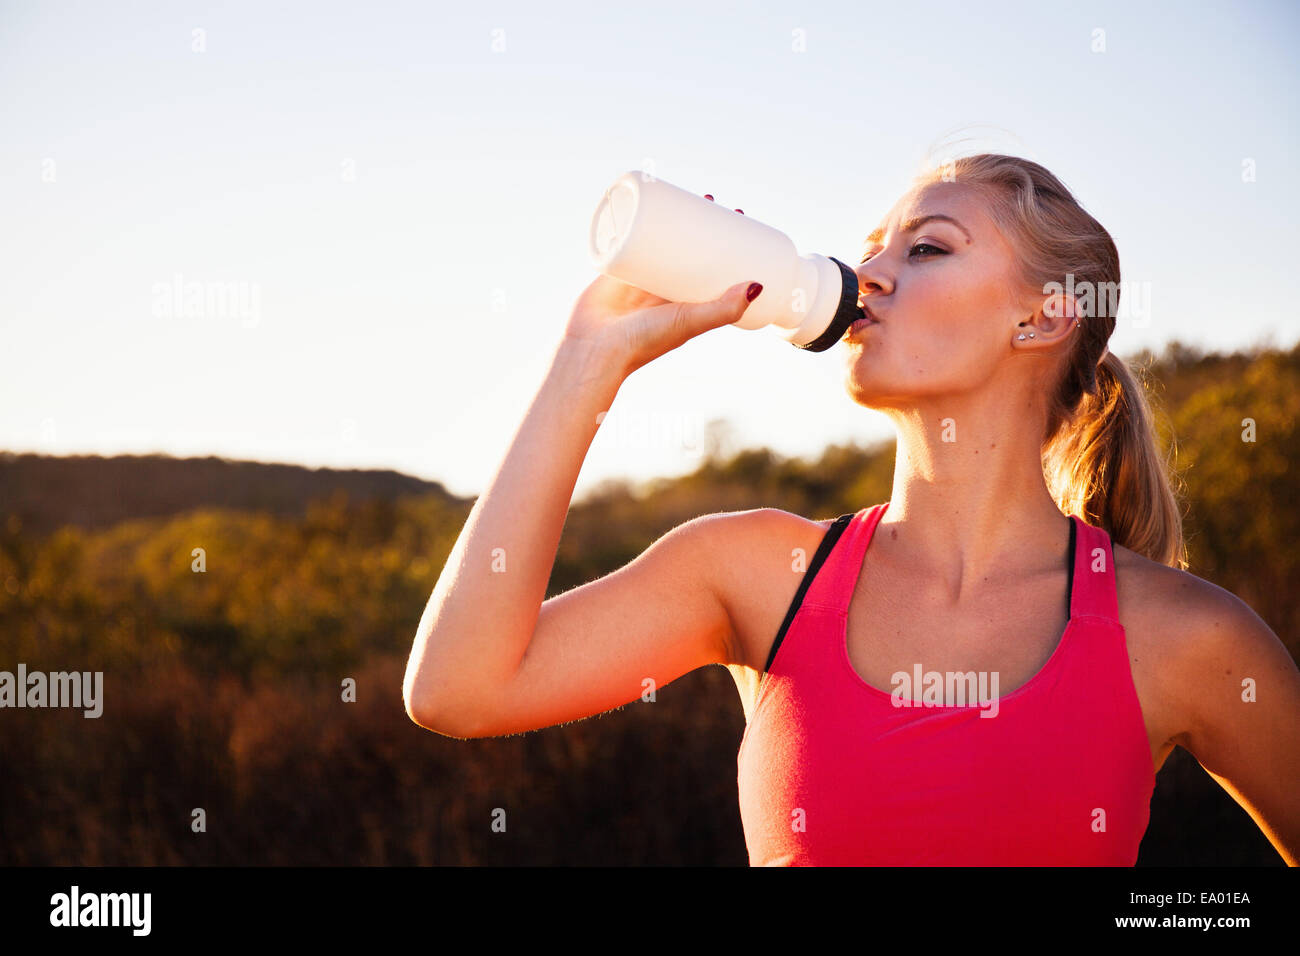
[404,154,1300,866]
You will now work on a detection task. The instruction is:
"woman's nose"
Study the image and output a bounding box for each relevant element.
[854,264,889,296]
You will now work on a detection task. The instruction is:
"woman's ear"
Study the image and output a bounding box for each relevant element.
[1016,293,1079,348]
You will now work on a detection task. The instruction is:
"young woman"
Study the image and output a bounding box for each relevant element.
[403,154,1300,866]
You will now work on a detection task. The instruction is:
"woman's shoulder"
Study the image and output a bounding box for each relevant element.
[1113,542,1217,647]
[1112,542,1284,701]
[1111,542,1257,636]
[694,507,857,672]
[692,505,860,548]
[1111,540,1295,771]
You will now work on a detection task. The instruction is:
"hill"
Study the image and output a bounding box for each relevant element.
[0,452,467,538]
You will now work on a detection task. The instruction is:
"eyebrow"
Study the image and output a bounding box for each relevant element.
[865,213,972,246]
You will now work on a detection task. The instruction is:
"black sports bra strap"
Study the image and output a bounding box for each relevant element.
[1065,515,1077,619]
[762,513,855,673]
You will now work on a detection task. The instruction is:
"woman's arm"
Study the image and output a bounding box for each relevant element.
[402,275,763,738]
[1170,581,1300,865]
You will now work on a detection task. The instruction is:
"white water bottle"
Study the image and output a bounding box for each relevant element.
[587,171,864,351]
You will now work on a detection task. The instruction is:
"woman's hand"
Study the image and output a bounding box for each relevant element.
[562,274,763,379]
[562,189,762,379]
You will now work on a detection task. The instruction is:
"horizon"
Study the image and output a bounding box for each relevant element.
[3,335,1274,504]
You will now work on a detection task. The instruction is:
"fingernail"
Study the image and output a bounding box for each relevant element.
[734,208,744,215]
[703,194,714,201]
[746,282,763,302]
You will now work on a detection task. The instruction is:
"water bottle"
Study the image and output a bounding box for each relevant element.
[587,171,864,351]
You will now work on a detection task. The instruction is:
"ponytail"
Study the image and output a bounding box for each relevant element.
[1042,350,1188,569]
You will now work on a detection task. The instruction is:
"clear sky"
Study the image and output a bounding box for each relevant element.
[3,0,1297,500]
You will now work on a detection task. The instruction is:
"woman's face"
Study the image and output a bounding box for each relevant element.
[844,181,1040,408]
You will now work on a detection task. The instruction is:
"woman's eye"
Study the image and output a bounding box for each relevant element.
[860,243,946,264]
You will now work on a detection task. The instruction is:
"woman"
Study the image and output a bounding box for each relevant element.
[403,153,1300,865]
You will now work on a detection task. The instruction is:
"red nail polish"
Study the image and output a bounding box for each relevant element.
[746,282,763,302]
[703,194,714,201]
[734,208,744,215]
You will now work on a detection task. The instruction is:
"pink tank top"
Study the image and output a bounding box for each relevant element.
[737,502,1156,865]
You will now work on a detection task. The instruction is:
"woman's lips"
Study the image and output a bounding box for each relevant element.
[845,309,879,338]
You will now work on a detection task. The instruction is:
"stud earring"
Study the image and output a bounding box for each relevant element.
[1028,332,1035,338]
[1017,333,1026,340]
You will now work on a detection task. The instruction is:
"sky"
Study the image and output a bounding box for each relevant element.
[2,0,1297,501]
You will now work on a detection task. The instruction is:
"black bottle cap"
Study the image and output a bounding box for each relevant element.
[792,256,864,352]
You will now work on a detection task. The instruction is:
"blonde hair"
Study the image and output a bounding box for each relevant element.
[911,153,1188,568]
